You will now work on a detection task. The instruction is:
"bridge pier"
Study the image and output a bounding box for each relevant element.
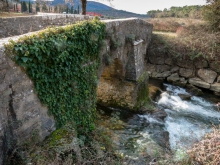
[97,18,153,111]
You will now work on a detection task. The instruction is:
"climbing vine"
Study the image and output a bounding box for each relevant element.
[5,18,106,131]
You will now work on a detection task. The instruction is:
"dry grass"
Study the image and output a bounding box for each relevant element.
[146,17,205,32]
[188,127,220,165]
[147,17,220,60]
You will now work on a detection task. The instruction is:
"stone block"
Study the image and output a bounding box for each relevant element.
[165,58,174,65]
[167,73,179,82]
[189,77,210,89]
[179,68,194,78]
[156,65,170,73]
[197,69,217,84]
[170,66,179,73]
[152,71,171,79]
[210,83,220,92]
[217,76,220,83]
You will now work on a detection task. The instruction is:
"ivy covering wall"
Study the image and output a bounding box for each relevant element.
[5,18,106,131]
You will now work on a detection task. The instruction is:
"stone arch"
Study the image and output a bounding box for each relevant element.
[101,58,125,81]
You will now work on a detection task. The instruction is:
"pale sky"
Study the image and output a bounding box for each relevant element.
[91,0,207,14]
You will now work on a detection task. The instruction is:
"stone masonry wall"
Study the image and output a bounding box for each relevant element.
[0,13,92,38]
[0,17,153,163]
[146,46,220,96]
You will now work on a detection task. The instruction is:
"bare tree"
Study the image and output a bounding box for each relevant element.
[80,0,113,15]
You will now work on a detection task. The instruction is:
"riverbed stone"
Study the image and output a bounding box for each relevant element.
[149,84,162,100]
[178,93,191,100]
[210,83,220,92]
[173,78,187,87]
[179,68,194,78]
[152,131,170,149]
[151,110,167,121]
[186,84,203,96]
[189,77,210,89]
[197,69,217,84]
[167,73,180,82]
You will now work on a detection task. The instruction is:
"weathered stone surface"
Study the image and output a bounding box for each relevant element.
[176,59,194,69]
[0,14,93,38]
[186,84,203,96]
[217,76,220,83]
[1,17,153,163]
[149,84,162,100]
[167,73,179,82]
[197,69,217,84]
[189,77,210,89]
[179,68,194,78]
[170,66,179,73]
[156,65,170,73]
[152,71,171,79]
[165,58,174,65]
[178,94,191,100]
[209,61,220,73]
[210,83,220,92]
[146,64,156,77]
[151,110,167,120]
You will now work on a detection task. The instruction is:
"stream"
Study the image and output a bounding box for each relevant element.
[98,81,220,163]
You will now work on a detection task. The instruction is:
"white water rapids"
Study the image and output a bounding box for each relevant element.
[158,84,220,149]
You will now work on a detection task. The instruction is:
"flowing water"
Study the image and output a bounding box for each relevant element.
[98,82,220,162]
[158,83,220,150]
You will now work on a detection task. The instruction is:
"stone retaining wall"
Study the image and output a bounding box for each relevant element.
[146,48,220,95]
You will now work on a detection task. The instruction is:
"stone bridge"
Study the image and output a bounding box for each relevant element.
[0,15,152,163]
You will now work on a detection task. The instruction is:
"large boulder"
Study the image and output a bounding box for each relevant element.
[197,69,217,84]
[179,68,194,78]
[210,83,220,92]
[167,73,180,82]
[189,77,210,89]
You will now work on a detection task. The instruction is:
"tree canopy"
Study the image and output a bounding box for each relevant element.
[147,5,203,19]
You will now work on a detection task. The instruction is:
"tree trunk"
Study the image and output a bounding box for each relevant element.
[81,0,87,15]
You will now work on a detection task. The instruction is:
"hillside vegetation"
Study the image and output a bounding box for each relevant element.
[147,17,220,60]
[146,11,220,165]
